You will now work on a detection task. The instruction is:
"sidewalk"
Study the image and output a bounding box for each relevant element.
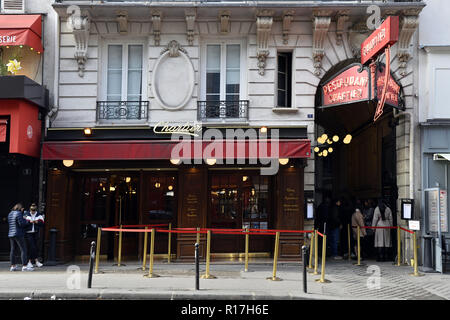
[0,259,449,300]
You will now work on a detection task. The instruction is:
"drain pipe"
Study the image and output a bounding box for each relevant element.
[393,108,414,265]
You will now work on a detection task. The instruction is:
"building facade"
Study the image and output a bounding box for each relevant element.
[41,0,424,263]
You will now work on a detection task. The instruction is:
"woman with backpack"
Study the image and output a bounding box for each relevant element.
[372,199,393,262]
[8,203,32,271]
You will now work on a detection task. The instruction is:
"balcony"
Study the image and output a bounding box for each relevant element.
[197,100,249,122]
[96,101,149,122]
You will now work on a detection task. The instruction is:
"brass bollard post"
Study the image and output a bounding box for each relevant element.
[95,227,101,274]
[347,224,351,261]
[196,227,200,245]
[267,231,282,281]
[168,223,172,263]
[410,231,424,277]
[313,230,319,275]
[116,225,123,267]
[144,228,160,278]
[316,234,331,283]
[142,226,148,271]
[201,230,216,279]
[308,230,314,270]
[354,226,363,266]
[397,226,401,267]
[244,228,249,272]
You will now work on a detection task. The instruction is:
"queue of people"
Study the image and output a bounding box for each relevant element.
[315,197,394,261]
[7,203,44,271]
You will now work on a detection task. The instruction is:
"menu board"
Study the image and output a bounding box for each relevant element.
[428,189,448,233]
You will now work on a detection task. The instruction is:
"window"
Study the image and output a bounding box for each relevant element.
[277,52,292,108]
[105,43,144,102]
[205,43,242,101]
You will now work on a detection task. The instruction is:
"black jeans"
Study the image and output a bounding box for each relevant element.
[9,236,27,266]
[25,232,39,261]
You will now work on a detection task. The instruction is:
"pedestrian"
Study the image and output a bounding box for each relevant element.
[372,199,393,262]
[24,203,44,268]
[8,203,32,271]
[363,199,375,258]
[315,196,331,235]
[351,207,366,259]
[327,199,343,260]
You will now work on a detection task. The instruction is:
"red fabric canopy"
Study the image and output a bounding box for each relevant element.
[0,15,43,52]
[0,119,7,143]
[42,139,311,161]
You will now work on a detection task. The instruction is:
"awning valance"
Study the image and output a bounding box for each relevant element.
[0,119,7,143]
[42,139,311,161]
[0,15,43,53]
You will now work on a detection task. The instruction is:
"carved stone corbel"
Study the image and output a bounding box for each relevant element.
[256,10,274,76]
[160,40,188,58]
[70,12,90,78]
[397,13,420,76]
[312,11,332,76]
[151,9,162,46]
[282,10,295,45]
[219,10,230,34]
[336,11,349,46]
[185,9,196,45]
[116,10,128,34]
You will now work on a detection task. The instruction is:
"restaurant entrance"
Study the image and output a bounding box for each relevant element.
[208,171,272,256]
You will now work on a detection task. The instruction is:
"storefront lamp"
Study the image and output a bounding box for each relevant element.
[125,177,131,183]
[328,147,333,153]
[314,147,320,153]
[242,176,248,182]
[321,134,328,140]
[279,158,289,165]
[318,152,322,157]
[322,150,328,157]
[332,135,339,142]
[260,126,268,134]
[206,158,216,165]
[170,158,181,165]
[343,134,352,144]
[62,160,74,167]
[168,185,173,191]
[84,128,92,136]
[327,139,333,144]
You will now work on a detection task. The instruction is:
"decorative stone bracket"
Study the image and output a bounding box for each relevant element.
[336,11,349,46]
[219,10,231,34]
[116,10,128,34]
[256,10,274,76]
[70,12,90,78]
[312,11,331,77]
[282,10,294,45]
[185,9,196,46]
[397,13,419,77]
[151,9,162,46]
[161,40,188,58]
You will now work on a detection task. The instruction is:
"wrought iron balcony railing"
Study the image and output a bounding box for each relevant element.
[197,100,249,122]
[56,0,423,2]
[96,101,149,121]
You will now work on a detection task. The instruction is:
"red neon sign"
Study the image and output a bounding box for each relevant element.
[361,16,399,65]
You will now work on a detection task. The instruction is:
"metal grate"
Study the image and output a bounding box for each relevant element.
[197,100,249,121]
[96,101,149,121]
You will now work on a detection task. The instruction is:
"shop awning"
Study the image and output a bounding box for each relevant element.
[0,14,43,53]
[0,119,6,142]
[42,139,311,161]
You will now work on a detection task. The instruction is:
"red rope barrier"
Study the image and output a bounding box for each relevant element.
[317,231,325,237]
[399,227,415,234]
[351,226,396,229]
[156,229,208,234]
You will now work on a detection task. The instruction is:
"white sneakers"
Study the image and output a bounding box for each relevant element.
[10,266,19,272]
[10,261,43,271]
[22,265,34,271]
[35,261,43,268]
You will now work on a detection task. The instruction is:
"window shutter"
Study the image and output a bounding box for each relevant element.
[2,0,25,13]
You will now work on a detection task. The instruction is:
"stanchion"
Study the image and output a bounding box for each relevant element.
[195,242,199,290]
[196,227,200,245]
[353,226,364,266]
[244,228,249,272]
[114,225,126,266]
[396,226,401,267]
[410,231,424,277]
[347,224,351,261]
[308,229,314,270]
[94,227,101,274]
[144,228,160,278]
[313,230,319,275]
[267,231,281,281]
[315,234,331,283]
[87,241,95,288]
[201,230,216,279]
[141,226,148,271]
[168,223,172,263]
[302,245,307,293]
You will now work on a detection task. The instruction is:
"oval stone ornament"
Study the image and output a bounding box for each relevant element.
[152,50,195,110]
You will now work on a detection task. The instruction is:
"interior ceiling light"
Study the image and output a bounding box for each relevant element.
[314,147,320,153]
[332,135,339,142]
[279,158,289,165]
[62,160,74,167]
[206,158,216,165]
[328,147,333,153]
[343,134,352,144]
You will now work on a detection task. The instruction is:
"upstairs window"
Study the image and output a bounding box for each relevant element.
[277,52,292,108]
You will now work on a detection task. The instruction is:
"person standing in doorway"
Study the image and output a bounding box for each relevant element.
[24,203,44,268]
[351,207,367,259]
[363,199,375,258]
[8,203,32,271]
[328,199,343,260]
[372,199,393,262]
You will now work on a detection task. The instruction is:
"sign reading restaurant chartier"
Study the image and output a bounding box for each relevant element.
[361,16,399,65]
[321,64,371,108]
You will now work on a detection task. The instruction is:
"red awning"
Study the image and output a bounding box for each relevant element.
[0,119,7,142]
[0,15,43,52]
[42,139,311,161]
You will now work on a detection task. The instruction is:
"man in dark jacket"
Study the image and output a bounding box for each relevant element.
[327,199,343,259]
[24,203,44,268]
[8,203,32,271]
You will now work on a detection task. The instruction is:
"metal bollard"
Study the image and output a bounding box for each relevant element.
[196,227,200,245]
[313,230,319,275]
[396,226,401,267]
[144,228,160,278]
[195,242,199,290]
[354,226,363,266]
[302,245,307,293]
[201,230,216,279]
[410,231,424,277]
[168,223,172,263]
[267,231,281,281]
[316,234,331,283]
[244,228,249,272]
[142,227,148,271]
[308,230,314,270]
[347,224,351,261]
[95,227,101,274]
[87,241,96,288]
[114,225,125,267]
